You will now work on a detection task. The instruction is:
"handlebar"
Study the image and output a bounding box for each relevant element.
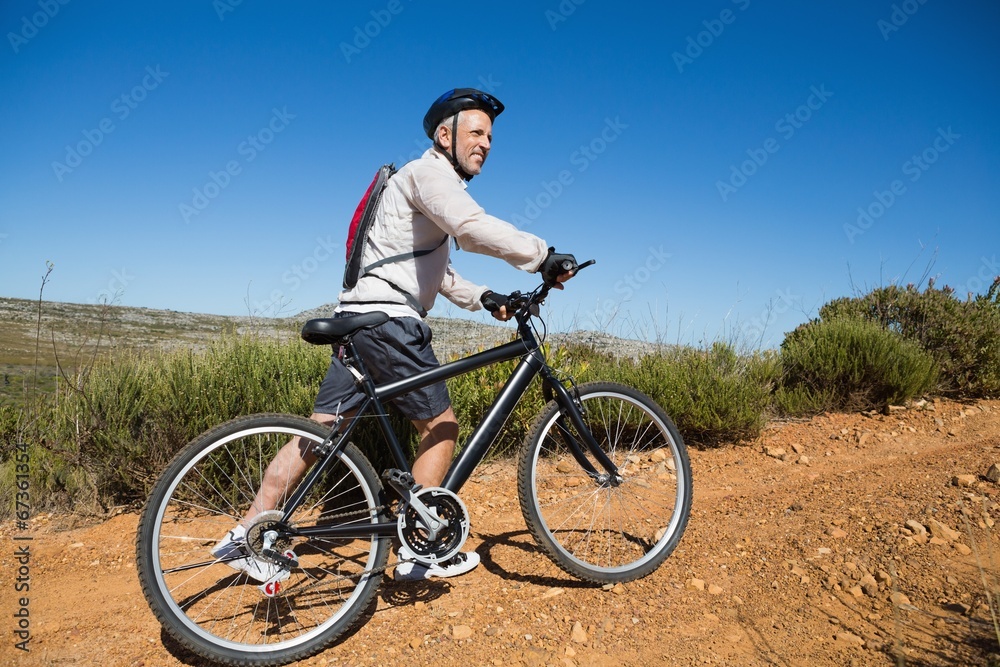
[506,258,595,315]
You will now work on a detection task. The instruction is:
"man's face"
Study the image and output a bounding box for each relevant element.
[439,109,493,176]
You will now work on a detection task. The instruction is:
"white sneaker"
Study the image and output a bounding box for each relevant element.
[394,545,480,581]
[211,525,248,564]
[211,525,290,585]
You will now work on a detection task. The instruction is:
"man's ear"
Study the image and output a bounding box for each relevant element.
[435,123,452,150]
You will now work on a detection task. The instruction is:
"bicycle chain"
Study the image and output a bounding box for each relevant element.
[282,502,419,588]
[283,494,469,589]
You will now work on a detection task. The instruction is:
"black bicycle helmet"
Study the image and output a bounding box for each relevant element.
[422,88,504,139]
[423,88,504,181]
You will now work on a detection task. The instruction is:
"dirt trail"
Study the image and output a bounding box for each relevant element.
[3,398,1000,666]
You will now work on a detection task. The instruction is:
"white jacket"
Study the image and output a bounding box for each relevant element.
[337,148,549,318]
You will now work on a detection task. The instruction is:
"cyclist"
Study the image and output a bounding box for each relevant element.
[213,88,577,582]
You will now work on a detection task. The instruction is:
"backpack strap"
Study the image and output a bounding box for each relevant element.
[342,234,449,318]
[360,234,448,274]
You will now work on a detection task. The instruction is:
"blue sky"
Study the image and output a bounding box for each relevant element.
[1,0,997,348]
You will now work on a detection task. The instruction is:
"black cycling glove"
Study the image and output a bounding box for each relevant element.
[480,290,510,313]
[538,247,577,287]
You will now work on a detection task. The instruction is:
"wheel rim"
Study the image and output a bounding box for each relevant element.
[147,424,382,653]
[529,391,688,575]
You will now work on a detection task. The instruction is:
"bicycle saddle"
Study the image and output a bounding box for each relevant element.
[300,312,390,346]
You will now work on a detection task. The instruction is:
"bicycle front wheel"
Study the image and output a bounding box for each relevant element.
[136,414,389,666]
[518,382,691,583]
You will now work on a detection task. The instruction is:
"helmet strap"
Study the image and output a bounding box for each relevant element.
[451,114,460,174]
[432,112,474,182]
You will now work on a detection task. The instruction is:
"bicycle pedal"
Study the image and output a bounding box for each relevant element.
[257,549,295,598]
[382,469,417,492]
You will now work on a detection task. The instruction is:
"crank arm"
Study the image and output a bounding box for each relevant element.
[383,469,449,540]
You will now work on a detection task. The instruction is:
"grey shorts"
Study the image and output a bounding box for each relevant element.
[313,312,451,421]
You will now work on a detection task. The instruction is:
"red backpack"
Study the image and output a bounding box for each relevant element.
[343,164,396,290]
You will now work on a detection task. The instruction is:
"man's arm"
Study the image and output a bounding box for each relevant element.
[438,261,488,311]
[404,165,549,272]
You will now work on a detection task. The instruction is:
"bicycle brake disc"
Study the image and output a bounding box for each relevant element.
[397,487,470,565]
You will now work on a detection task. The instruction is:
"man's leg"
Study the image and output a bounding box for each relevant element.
[245,404,455,526]
[242,412,339,525]
[410,406,459,488]
[394,405,480,580]
[211,411,343,582]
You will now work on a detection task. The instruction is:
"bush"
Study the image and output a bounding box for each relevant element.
[627,343,780,447]
[0,404,21,452]
[0,334,331,514]
[778,316,939,414]
[14,274,994,516]
[446,342,606,459]
[0,333,790,515]
[819,278,1000,397]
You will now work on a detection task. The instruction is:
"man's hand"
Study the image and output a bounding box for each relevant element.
[539,248,577,289]
[481,290,514,321]
[490,305,513,321]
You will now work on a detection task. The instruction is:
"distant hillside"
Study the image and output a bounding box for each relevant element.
[0,296,665,403]
[0,297,297,367]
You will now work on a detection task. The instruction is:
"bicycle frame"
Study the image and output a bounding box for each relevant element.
[283,307,621,543]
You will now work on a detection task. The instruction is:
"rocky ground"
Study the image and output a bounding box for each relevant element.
[3,397,1000,667]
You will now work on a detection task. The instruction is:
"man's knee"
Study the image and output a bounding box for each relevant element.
[310,412,337,425]
[434,406,458,425]
[414,407,458,442]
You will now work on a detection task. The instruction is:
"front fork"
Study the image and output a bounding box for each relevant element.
[539,367,622,486]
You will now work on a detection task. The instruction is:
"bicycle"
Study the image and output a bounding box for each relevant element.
[135,260,692,666]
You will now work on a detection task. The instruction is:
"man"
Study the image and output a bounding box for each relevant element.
[213,88,576,582]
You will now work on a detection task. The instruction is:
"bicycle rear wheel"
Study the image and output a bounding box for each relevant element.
[136,414,389,666]
[518,382,691,583]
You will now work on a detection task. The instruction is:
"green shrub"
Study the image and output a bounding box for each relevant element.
[626,343,780,447]
[0,404,22,456]
[446,342,604,459]
[3,335,331,513]
[0,442,95,515]
[819,278,1000,397]
[778,316,939,414]
[5,270,998,518]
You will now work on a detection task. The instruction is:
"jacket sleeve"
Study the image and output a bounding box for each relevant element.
[406,165,549,273]
[439,261,487,311]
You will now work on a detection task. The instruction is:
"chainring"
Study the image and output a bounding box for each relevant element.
[397,487,470,565]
